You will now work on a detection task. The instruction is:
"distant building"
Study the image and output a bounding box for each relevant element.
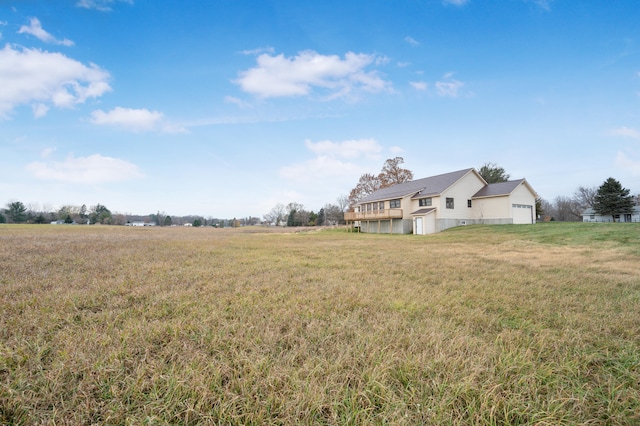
[581,206,640,223]
[345,168,538,235]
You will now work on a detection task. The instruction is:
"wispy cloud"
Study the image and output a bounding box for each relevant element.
[611,126,640,140]
[616,151,640,176]
[410,81,427,91]
[279,138,384,183]
[235,50,392,100]
[405,36,420,46]
[435,73,464,97]
[26,153,145,183]
[527,0,554,12]
[240,46,275,56]
[18,17,74,46]
[90,107,186,134]
[224,96,252,109]
[304,138,383,159]
[76,0,133,12]
[443,0,469,6]
[0,45,111,119]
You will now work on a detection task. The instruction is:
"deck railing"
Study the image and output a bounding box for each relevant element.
[344,209,403,221]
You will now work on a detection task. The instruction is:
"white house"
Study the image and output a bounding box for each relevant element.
[344,168,538,235]
[581,206,640,223]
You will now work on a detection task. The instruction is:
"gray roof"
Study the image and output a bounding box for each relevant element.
[358,168,475,204]
[411,207,437,215]
[472,179,525,198]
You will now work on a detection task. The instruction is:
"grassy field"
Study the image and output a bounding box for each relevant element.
[1,222,639,425]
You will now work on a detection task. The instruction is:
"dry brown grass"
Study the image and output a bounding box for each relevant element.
[1,223,639,424]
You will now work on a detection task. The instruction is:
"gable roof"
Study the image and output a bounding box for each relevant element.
[472,178,538,199]
[358,168,477,204]
[473,179,523,198]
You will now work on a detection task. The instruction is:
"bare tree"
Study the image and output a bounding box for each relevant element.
[378,157,414,187]
[348,157,414,207]
[553,196,580,221]
[573,186,597,212]
[336,195,349,213]
[348,173,381,207]
[264,203,286,225]
[324,203,344,225]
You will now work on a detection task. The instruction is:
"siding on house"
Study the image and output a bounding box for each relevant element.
[582,206,640,223]
[347,168,538,235]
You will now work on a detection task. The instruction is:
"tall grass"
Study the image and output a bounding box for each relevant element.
[1,223,639,424]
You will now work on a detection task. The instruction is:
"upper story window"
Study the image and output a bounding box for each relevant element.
[446,198,454,209]
[419,198,432,207]
[390,199,401,208]
[467,199,472,208]
[379,202,384,210]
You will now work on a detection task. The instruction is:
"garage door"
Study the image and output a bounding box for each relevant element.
[512,204,533,224]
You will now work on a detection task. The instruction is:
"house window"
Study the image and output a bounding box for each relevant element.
[419,198,432,207]
[379,202,384,210]
[467,199,472,208]
[390,199,401,208]
[446,198,454,209]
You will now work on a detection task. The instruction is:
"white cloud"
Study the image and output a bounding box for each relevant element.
[410,81,427,91]
[436,73,464,97]
[90,107,186,133]
[26,153,145,183]
[615,151,640,176]
[279,155,362,182]
[611,126,640,140]
[32,103,49,118]
[76,0,133,12]
[443,0,469,6]
[224,95,252,109]
[18,17,74,46]
[527,0,554,11]
[405,36,420,46]
[41,147,56,157]
[235,50,391,99]
[279,138,384,183]
[304,138,383,159]
[0,44,111,119]
[240,46,275,56]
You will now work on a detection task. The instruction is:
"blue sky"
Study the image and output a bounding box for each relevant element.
[1,0,639,219]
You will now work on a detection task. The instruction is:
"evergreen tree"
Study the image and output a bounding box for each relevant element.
[593,177,634,222]
[287,209,297,227]
[316,208,325,226]
[479,162,510,184]
[4,201,28,223]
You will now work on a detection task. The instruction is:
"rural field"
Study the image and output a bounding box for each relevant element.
[0,223,639,425]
